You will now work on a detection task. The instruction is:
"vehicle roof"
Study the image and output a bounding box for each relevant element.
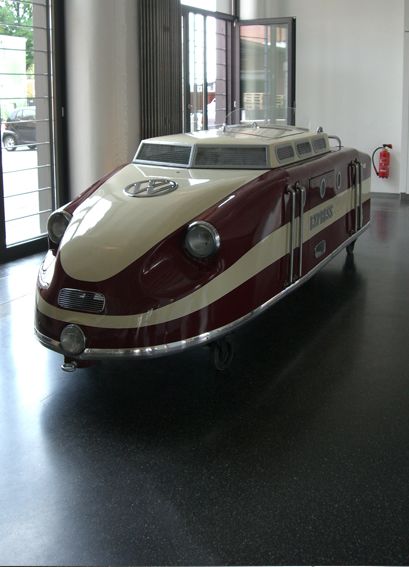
[8,106,36,116]
[142,125,310,145]
[134,125,331,170]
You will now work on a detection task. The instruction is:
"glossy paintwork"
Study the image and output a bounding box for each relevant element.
[60,165,264,282]
[35,144,371,359]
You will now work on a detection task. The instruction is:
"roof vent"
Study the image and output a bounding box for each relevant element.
[296,141,312,156]
[136,143,192,166]
[194,145,268,168]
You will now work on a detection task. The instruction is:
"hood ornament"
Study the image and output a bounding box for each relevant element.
[124,178,178,198]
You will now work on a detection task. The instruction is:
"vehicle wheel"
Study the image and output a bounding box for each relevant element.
[211,336,234,371]
[3,135,17,151]
[346,240,356,255]
[28,145,37,150]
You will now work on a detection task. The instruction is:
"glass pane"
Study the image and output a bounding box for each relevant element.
[240,23,290,123]
[188,12,205,131]
[207,17,227,128]
[0,0,55,248]
[184,12,229,132]
[181,0,233,15]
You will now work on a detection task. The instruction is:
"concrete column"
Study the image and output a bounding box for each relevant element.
[65,0,140,198]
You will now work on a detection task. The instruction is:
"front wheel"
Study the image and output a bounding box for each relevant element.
[3,134,17,151]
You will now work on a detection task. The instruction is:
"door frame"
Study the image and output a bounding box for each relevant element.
[0,0,68,263]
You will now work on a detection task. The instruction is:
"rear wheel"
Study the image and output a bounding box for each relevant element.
[211,336,234,371]
[346,240,356,255]
[3,134,16,151]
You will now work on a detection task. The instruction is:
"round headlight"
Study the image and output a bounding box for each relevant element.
[185,221,220,259]
[47,209,72,245]
[60,324,86,355]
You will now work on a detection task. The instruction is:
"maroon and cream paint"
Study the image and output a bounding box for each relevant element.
[35,147,370,358]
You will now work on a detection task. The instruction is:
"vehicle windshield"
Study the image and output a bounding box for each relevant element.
[215,106,298,130]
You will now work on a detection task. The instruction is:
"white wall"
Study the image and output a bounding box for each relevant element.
[65,0,140,198]
[401,0,409,195]
[241,0,405,194]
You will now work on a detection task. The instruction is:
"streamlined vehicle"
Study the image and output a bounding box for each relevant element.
[35,120,370,371]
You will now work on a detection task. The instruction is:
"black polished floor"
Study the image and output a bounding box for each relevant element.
[1,194,408,566]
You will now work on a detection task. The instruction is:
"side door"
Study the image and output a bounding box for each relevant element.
[20,108,36,144]
[10,109,23,143]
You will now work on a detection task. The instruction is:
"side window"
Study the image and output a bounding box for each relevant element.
[0,0,61,259]
[182,7,234,132]
[23,109,35,120]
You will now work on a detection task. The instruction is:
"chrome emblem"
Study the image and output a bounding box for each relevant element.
[124,178,178,197]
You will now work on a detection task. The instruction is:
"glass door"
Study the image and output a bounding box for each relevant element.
[0,0,57,260]
[239,19,295,124]
[182,7,233,132]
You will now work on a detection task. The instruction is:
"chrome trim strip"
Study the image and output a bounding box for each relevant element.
[133,159,190,169]
[351,159,364,232]
[350,160,358,233]
[296,183,306,278]
[328,134,342,149]
[286,186,296,285]
[35,222,370,361]
[358,160,363,229]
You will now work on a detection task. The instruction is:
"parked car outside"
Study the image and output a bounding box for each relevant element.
[2,106,37,151]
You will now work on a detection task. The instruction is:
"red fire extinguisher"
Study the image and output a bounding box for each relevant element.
[372,144,392,178]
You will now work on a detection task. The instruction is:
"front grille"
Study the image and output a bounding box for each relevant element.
[58,288,105,314]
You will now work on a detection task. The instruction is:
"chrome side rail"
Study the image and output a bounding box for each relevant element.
[296,183,306,279]
[286,186,296,285]
[350,159,363,232]
[357,159,363,229]
[286,183,306,285]
[328,134,342,149]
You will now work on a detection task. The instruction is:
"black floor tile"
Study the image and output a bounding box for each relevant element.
[0,195,408,565]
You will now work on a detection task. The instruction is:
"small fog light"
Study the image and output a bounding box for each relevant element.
[60,324,86,355]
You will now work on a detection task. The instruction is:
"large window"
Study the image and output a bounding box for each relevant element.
[240,18,295,125]
[182,6,234,132]
[182,9,296,132]
[0,0,62,260]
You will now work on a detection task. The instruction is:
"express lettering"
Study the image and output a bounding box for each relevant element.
[310,205,334,230]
